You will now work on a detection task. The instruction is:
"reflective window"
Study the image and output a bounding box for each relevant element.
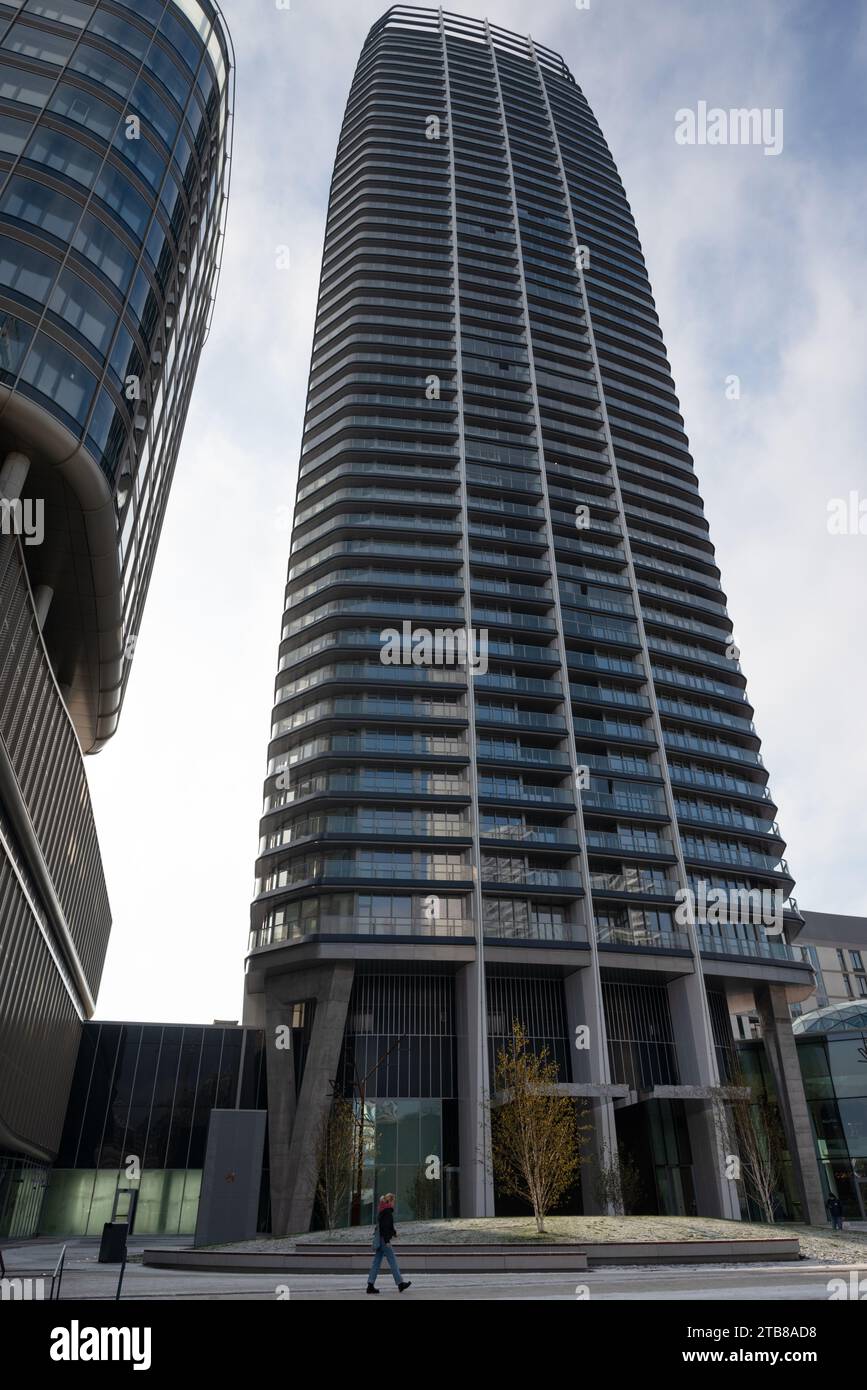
[49,265,116,353]
[87,384,127,475]
[112,121,165,191]
[1,22,75,64]
[49,81,119,139]
[0,110,30,154]
[0,231,56,302]
[24,126,102,188]
[95,164,150,237]
[107,317,136,384]
[157,6,200,73]
[87,8,149,60]
[0,60,53,107]
[0,174,80,240]
[112,0,164,24]
[72,208,135,291]
[0,309,34,382]
[19,329,96,424]
[130,73,178,147]
[70,42,135,99]
[24,0,93,25]
[145,40,189,108]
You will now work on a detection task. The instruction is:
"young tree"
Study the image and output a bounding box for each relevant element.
[315,1097,357,1232]
[491,1022,590,1233]
[711,1067,786,1225]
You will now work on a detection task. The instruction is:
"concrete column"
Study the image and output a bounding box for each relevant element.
[284,962,355,1235]
[263,996,299,1239]
[456,959,494,1216]
[263,961,355,1237]
[668,975,740,1220]
[563,965,617,1213]
[755,983,826,1224]
[0,451,30,501]
[33,585,53,630]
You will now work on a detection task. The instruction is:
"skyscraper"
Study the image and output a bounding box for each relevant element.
[0,0,232,1234]
[246,4,823,1233]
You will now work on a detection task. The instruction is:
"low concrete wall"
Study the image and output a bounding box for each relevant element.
[143,1234,800,1275]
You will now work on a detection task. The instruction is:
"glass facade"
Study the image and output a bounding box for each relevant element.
[0,0,233,726]
[799,1032,867,1220]
[40,1021,268,1236]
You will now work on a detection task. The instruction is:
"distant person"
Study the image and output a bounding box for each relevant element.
[825,1193,844,1231]
[367,1193,411,1295]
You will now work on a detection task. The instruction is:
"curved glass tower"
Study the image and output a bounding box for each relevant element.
[246,5,823,1232]
[0,0,232,1222]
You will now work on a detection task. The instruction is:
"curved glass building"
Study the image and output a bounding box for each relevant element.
[0,0,232,1228]
[246,5,823,1231]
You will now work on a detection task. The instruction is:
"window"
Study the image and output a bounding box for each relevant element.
[19,330,96,425]
[73,209,135,291]
[0,311,33,382]
[0,174,79,240]
[71,43,135,99]
[0,232,57,303]
[24,127,102,188]
[95,164,151,237]
[0,61,53,107]
[49,267,116,354]
[49,82,120,140]
[24,0,93,27]
[850,951,864,971]
[1,22,75,65]
[88,9,149,60]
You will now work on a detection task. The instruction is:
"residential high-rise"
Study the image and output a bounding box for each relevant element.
[246,5,823,1232]
[0,0,233,1235]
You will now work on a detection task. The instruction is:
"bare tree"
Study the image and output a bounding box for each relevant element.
[711,1066,786,1225]
[315,1097,357,1231]
[491,1022,590,1234]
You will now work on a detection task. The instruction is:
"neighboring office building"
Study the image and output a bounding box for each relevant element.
[792,911,867,1016]
[0,0,233,1235]
[33,1021,269,1240]
[245,5,824,1232]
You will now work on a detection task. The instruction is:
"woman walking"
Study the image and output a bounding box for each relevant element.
[367,1193,412,1294]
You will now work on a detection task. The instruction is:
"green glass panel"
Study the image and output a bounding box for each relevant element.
[37,1170,96,1236]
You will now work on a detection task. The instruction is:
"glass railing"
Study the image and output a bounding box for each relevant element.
[252,916,476,948]
[483,921,588,944]
[596,923,690,952]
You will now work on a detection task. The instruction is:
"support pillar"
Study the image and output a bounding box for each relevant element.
[668,974,740,1220]
[563,964,617,1213]
[755,983,825,1224]
[456,959,494,1217]
[0,451,30,501]
[263,961,355,1237]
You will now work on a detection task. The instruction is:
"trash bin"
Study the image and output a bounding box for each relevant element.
[98,1221,129,1264]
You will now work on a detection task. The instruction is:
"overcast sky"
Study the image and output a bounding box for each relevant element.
[87,0,867,1024]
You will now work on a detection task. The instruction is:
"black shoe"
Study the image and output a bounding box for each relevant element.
[398,1281,412,1293]
[367,1284,380,1295]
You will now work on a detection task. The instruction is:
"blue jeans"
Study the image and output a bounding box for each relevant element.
[368,1238,403,1287]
